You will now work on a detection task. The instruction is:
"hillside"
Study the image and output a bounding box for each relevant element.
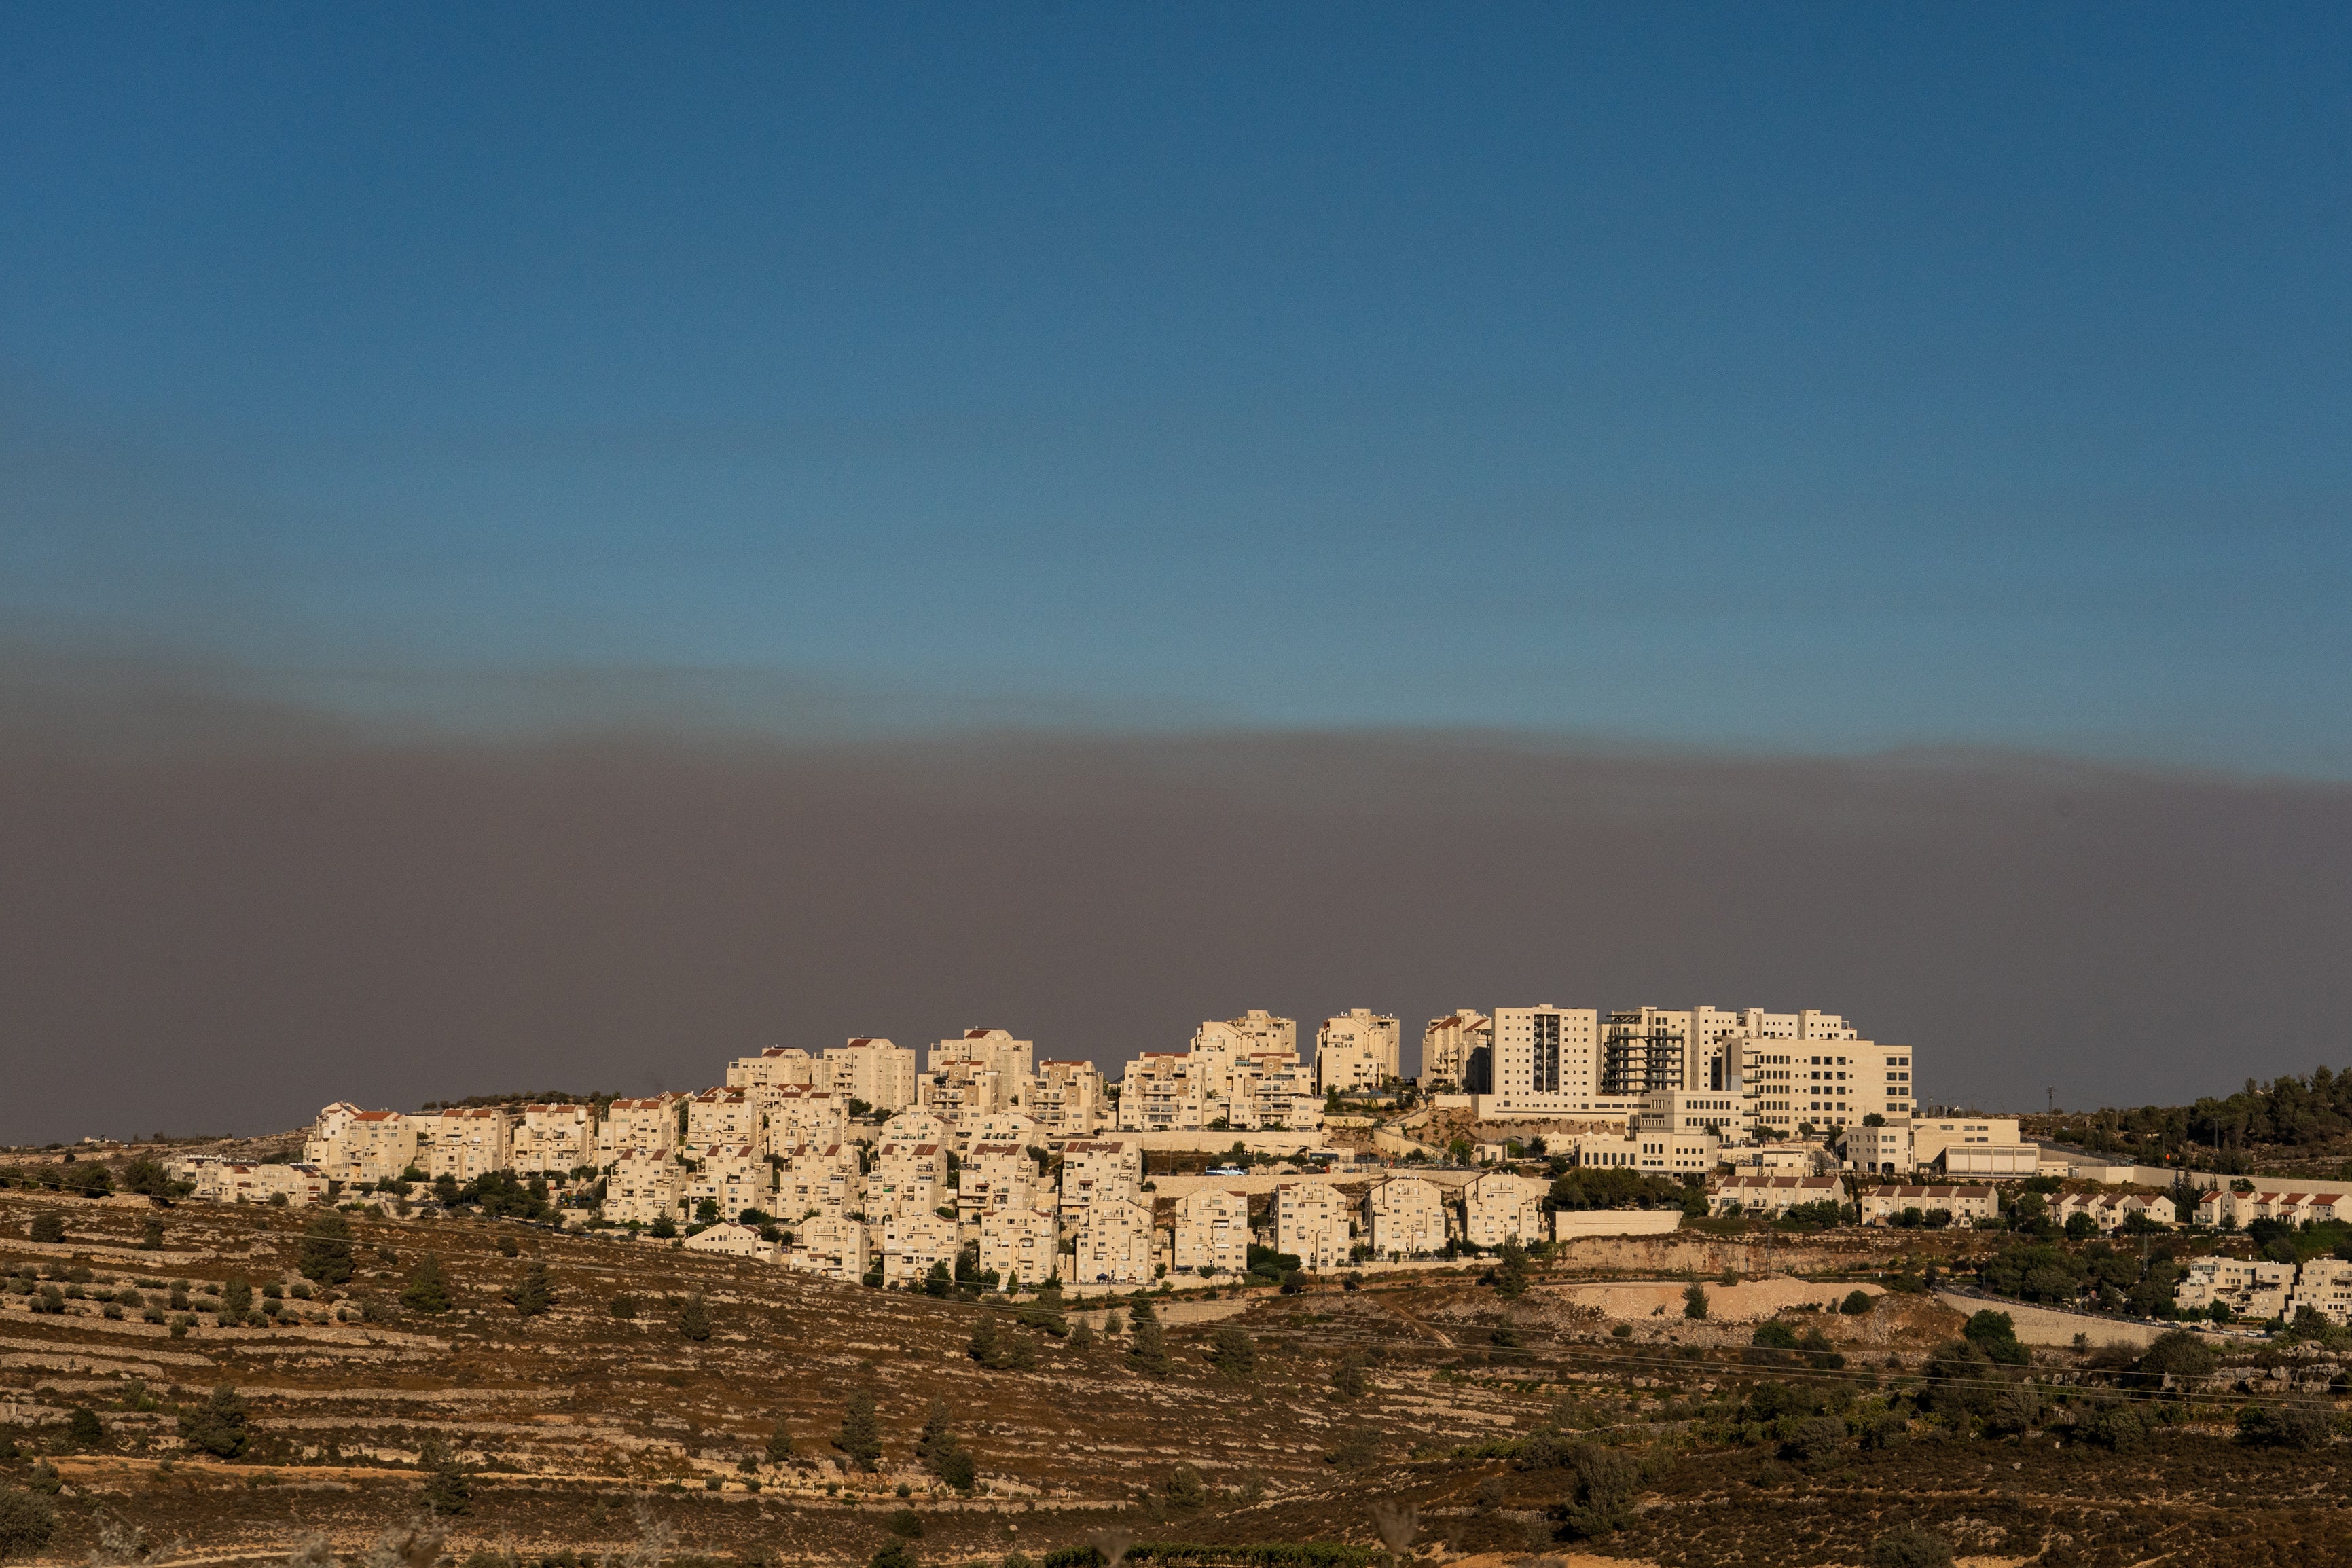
[5,1186,2352,1568]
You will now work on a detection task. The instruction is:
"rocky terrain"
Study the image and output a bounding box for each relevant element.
[2,1185,2349,1568]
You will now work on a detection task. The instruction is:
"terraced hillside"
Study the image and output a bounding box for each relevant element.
[5,1191,2352,1568]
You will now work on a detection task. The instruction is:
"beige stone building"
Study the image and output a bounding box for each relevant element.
[959,1141,1039,1220]
[511,1104,594,1175]
[599,1096,681,1163]
[304,1107,425,1185]
[727,1047,824,1090]
[1316,1008,1400,1093]
[1057,1139,1141,1222]
[1275,1180,1353,1270]
[780,1142,863,1219]
[419,1108,513,1184]
[605,1150,685,1227]
[1858,1182,1996,1226]
[881,1209,961,1288]
[684,1142,770,1222]
[870,1141,947,1220]
[2287,1257,2352,1324]
[686,1087,757,1148]
[825,1037,920,1112]
[1072,1195,1156,1285]
[980,1205,1060,1287]
[2176,1256,2296,1319]
[1033,1059,1108,1135]
[682,1222,777,1261]
[1117,1051,1208,1131]
[1462,1171,1547,1249]
[1365,1175,1450,1258]
[188,1161,331,1205]
[1172,1188,1252,1275]
[758,1085,850,1154]
[1707,1173,1843,1218]
[783,1214,871,1283]
[1420,1010,1491,1087]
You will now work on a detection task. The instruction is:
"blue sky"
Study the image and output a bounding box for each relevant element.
[5,4,2349,769]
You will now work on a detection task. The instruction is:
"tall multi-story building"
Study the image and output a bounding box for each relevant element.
[683,1143,769,1223]
[1032,1059,1107,1135]
[1275,1181,1353,1271]
[1420,1010,1491,1087]
[958,1142,1039,1221]
[1462,1171,1549,1248]
[1365,1175,1449,1258]
[604,1150,685,1227]
[1316,1009,1400,1093]
[1172,1188,1252,1275]
[685,1087,756,1148]
[418,1108,513,1184]
[1483,1006,1634,1116]
[1057,1139,1141,1223]
[304,1107,425,1185]
[1227,1053,1322,1129]
[869,1140,947,1220]
[1072,1196,1156,1285]
[599,1096,681,1163]
[511,1104,594,1175]
[1117,1052,1209,1131]
[880,1209,960,1288]
[823,1038,919,1112]
[979,1207,1060,1288]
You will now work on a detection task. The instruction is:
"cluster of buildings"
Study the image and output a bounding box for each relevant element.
[2177,1255,2352,1323]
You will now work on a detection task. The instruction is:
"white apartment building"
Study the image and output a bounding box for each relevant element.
[1316,1009,1400,1093]
[1118,1052,1209,1131]
[1172,1188,1252,1275]
[1462,1171,1547,1249]
[511,1104,594,1175]
[681,1222,777,1262]
[881,1209,961,1288]
[780,1142,863,1219]
[418,1108,513,1184]
[1275,1181,1353,1271]
[870,1140,947,1219]
[605,1150,685,1227]
[1482,1006,1644,1118]
[727,1047,825,1090]
[959,1142,1040,1220]
[921,1029,1035,1120]
[683,1142,770,1223]
[686,1087,757,1148]
[1420,1010,1491,1087]
[824,1037,919,1112]
[1058,1139,1141,1222]
[1365,1175,1450,1258]
[600,1096,681,1163]
[783,1214,871,1284]
[1033,1059,1107,1135]
[980,1206,1060,1287]
[1072,1195,1156,1286]
[1858,1183,1997,1226]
